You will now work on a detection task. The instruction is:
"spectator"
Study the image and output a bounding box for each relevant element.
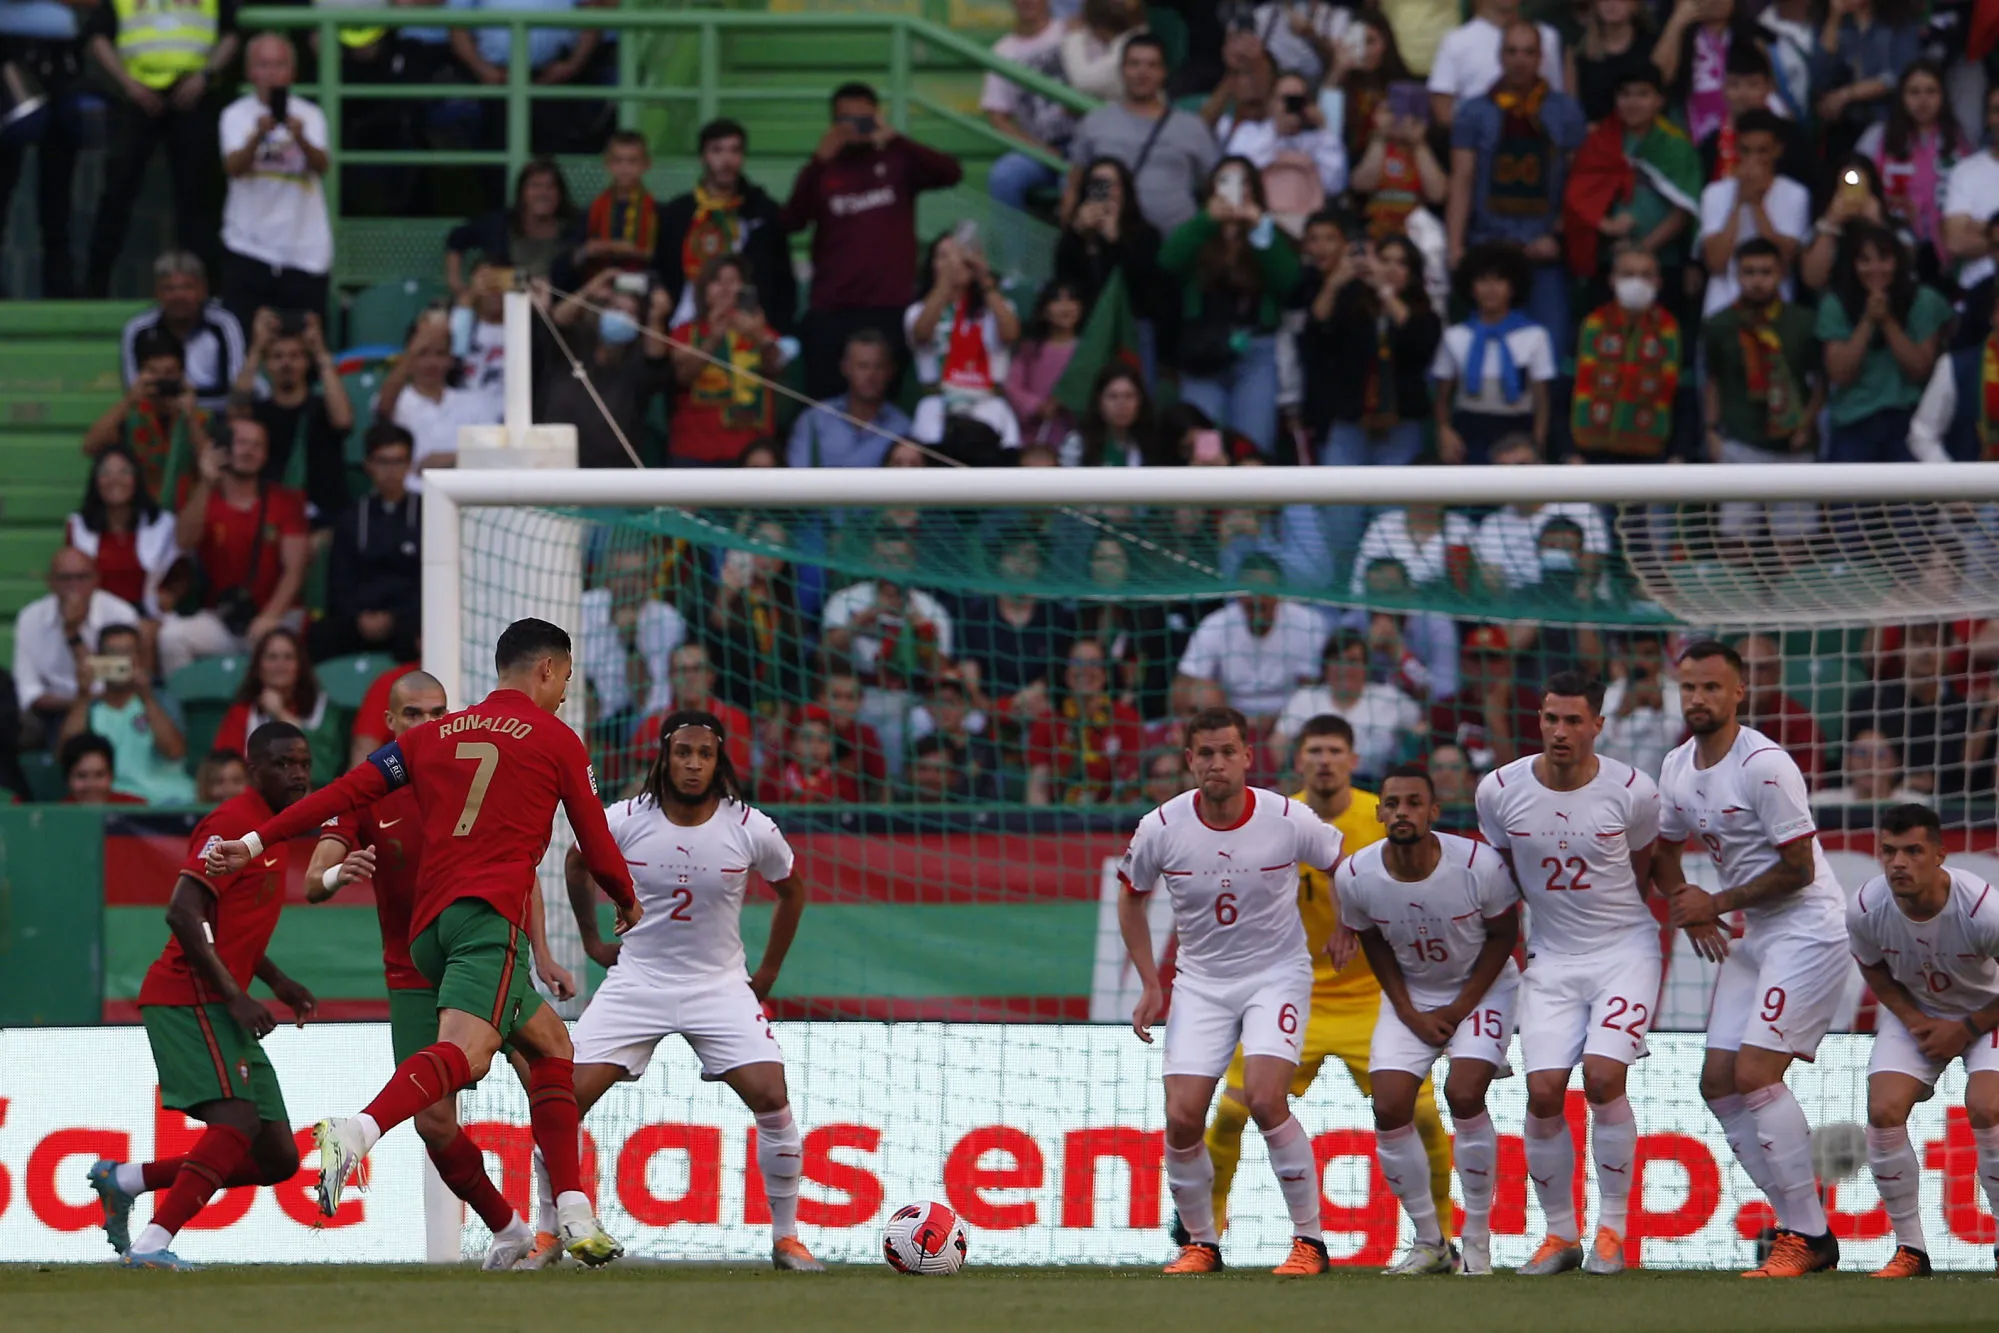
[1071,534,1190,719]
[984,0,1076,211]
[1759,0,1819,126]
[539,270,672,469]
[217,33,331,326]
[1162,156,1300,454]
[1845,621,1968,796]
[1026,638,1144,804]
[1702,238,1823,544]
[195,747,247,805]
[1336,571,1461,704]
[1812,728,1928,806]
[816,663,891,799]
[1140,747,1191,804]
[1597,629,1682,779]
[82,0,237,295]
[906,667,1004,796]
[1733,631,1825,782]
[704,524,809,715]
[1349,503,1476,596]
[1427,623,1543,769]
[1562,65,1699,296]
[308,425,422,664]
[345,661,418,765]
[1244,1,1352,97]
[1433,242,1556,462]
[624,643,754,783]
[1205,45,1275,158]
[905,733,996,803]
[1797,152,1888,293]
[655,118,798,335]
[66,446,180,616]
[759,707,859,806]
[1693,41,1816,190]
[578,542,686,730]
[1062,0,1146,101]
[1349,90,1450,245]
[1004,280,1086,451]
[1054,155,1171,374]
[379,309,494,484]
[1175,554,1327,731]
[117,251,245,413]
[159,415,309,675]
[1472,433,1612,589]
[1913,267,1999,460]
[1816,0,1920,161]
[449,0,606,158]
[57,621,192,804]
[1568,244,1683,462]
[60,733,146,805]
[783,81,964,402]
[0,0,89,296]
[906,229,1022,447]
[560,129,658,285]
[1855,61,1971,278]
[1567,0,1654,126]
[445,158,578,297]
[14,549,140,745]
[1942,86,1999,292]
[212,627,346,782]
[1427,0,1563,128]
[959,537,1070,719]
[1142,672,1225,752]
[1223,68,1350,223]
[1271,630,1423,777]
[668,254,788,466]
[1696,109,1812,315]
[1061,365,1158,467]
[1066,36,1218,237]
[1651,0,1752,147]
[1819,221,1948,463]
[235,309,354,522]
[1445,23,1585,352]
[821,531,956,684]
[1427,740,1476,804]
[786,330,912,468]
[86,326,215,502]
[1329,12,1416,170]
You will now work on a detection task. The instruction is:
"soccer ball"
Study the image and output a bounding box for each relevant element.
[882,1201,968,1274]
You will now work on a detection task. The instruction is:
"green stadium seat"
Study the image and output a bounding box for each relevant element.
[344,278,448,351]
[169,654,248,705]
[319,653,398,710]
[20,751,62,804]
[1146,7,1188,71]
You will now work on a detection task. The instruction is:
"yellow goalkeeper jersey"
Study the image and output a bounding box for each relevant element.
[1296,788,1387,1001]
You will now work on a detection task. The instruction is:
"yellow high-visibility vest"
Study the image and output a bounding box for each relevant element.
[336,23,387,49]
[114,0,219,90]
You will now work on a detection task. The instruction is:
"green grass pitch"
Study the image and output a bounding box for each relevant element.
[4,1264,1996,1333]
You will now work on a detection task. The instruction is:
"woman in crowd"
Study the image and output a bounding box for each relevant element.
[1348,100,1449,245]
[1327,12,1415,172]
[1432,242,1556,464]
[1062,0,1147,101]
[1061,365,1158,468]
[379,309,496,482]
[1569,0,1656,126]
[1800,153,1888,292]
[1004,280,1087,452]
[1818,221,1950,462]
[1161,156,1300,454]
[1057,156,1169,377]
[1855,60,1970,280]
[1653,0,1754,146]
[443,157,578,299]
[1216,68,1349,221]
[212,628,347,783]
[66,446,179,616]
[1818,0,1923,162]
[668,253,788,466]
[906,229,1021,446]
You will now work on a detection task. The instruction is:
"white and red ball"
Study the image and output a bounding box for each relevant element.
[882,1201,969,1274]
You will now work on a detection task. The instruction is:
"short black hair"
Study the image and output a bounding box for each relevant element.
[1381,761,1435,798]
[364,422,415,458]
[98,621,142,649]
[1455,241,1532,309]
[1295,713,1356,748]
[1725,40,1773,79]
[1122,33,1167,64]
[1543,670,1606,715]
[1184,705,1252,750]
[911,733,953,761]
[1304,205,1356,235]
[1879,803,1943,841]
[1735,108,1785,143]
[605,128,649,156]
[133,326,185,367]
[1678,638,1744,673]
[1321,628,1367,663]
[495,618,573,674]
[246,719,308,764]
[831,81,879,108]
[1614,61,1664,93]
[698,117,747,151]
[60,731,115,778]
[1734,236,1782,265]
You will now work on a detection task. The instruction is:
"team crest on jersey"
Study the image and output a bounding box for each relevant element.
[236,1060,251,1082]
[200,835,222,859]
[588,765,599,796]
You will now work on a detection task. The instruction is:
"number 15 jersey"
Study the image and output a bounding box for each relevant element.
[606,795,795,983]
[1476,755,1661,958]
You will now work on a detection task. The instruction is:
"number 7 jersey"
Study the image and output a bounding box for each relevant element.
[1475,755,1661,958]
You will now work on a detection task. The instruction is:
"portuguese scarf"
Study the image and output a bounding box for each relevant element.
[586,186,658,258]
[678,182,741,288]
[1978,332,1999,460]
[1736,298,1807,441]
[1359,313,1401,433]
[1487,80,1553,218]
[1571,303,1681,457]
[1364,141,1421,242]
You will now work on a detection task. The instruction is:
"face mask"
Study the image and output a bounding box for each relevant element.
[1539,546,1578,574]
[448,305,476,359]
[1613,276,1656,312]
[599,310,640,345]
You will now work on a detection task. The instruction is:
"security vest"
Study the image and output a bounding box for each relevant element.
[115,0,218,90]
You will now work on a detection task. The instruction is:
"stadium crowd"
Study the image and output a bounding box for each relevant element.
[7,0,1999,815]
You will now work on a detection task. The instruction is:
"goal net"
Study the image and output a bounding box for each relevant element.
[430,462,1999,1269]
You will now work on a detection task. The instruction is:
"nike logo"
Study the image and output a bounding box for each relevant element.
[262,858,279,868]
[378,818,402,829]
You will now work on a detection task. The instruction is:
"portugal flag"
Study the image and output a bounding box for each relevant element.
[1562,116,1701,278]
[1052,269,1143,417]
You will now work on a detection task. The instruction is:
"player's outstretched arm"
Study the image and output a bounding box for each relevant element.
[304,835,376,904]
[562,846,621,968]
[750,873,809,1002]
[165,874,274,1037]
[1652,839,1730,962]
[1440,906,1520,1029]
[210,760,394,875]
[1116,887,1163,1043]
[253,955,317,1027]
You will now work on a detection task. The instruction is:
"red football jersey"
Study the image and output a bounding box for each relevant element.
[139,788,289,1007]
[320,783,427,990]
[254,688,635,935]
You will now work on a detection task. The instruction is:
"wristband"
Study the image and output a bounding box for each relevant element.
[322,866,345,893]
[242,832,264,859]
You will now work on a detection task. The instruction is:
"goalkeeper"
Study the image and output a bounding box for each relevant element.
[1181,716,1454,1241]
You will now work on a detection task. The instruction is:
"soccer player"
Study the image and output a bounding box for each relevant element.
[1654,639,1849,1279]
[303,669,571,1271]
[538,709,823,1271]
[1847,803,1999,1279]
[205,619,641,1265]
[1189,716,1455,1244]
[1342,764,1521,1276]
[1119,705,1342,1275]
[87,722,320,1269]
[1475,671,1661,1276]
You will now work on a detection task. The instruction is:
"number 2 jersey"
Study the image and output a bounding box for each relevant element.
[1475,754,1661,958]
[1119,787,1342,986]
[1847,867,1999,1019]
[1336,833,1519,1009]
[247,687,635,936]
[319,784,428,990]
[605,794,795,984]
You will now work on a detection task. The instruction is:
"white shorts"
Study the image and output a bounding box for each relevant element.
[1518,939,1662,1074]
[1162,964,1313,1079]
[1370,963,1520,1079]
[1867,1006,1999,1087]
[570,964,783,1081]
[1705,925,1848,1060]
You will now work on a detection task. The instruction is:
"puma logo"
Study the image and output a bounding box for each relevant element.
[1216,850,1233,860]
[676,846,692,856]
[1599,1163,1628,1175]
[1555,812,1570,822]
[1530,1173,1552,1187]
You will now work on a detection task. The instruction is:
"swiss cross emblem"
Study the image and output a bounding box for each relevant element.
[1220,878,1232,890]
[1558,839,1569,851]
[677,873,690,884]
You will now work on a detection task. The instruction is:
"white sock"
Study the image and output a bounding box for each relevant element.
[533,1147,557,1234]
[1377,1123,1440,1246]
[352,1113,383,1154]
[1708,1093,1782,1207]
[555,1189,590,1214]
[1165,1140,1218,1245]
[1524,1112,1578,1241]
[1453,1111,1497,1242]
[1866,1125,1925,1251]
[756,1106,804,1240]
[1261,1116,1322,1241]
[133,1223,174,1254]
[1973,1125,1999,1226]
[1591,1098,1638,1237]
[1744,1083,1827,1236]
[114,1163,146,1195]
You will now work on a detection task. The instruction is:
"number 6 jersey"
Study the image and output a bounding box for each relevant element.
[1475,755,1661,958]
[607,795,796,983]
[1119,788,1342,986]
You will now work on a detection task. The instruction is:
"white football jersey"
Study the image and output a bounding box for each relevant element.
[1337,833,1520,1009]
[1476,754,1662,957]
[1658,725,1843,936]
[1120,787,1341,984]
[1848,867,1999,1019]
[606,795,795,983]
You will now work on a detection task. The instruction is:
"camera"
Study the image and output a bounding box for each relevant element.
[1085,176,1111,205]
[736,284,760,313]
[268,85,288,126]
[276,309,306,337]
[612,271,650,298]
